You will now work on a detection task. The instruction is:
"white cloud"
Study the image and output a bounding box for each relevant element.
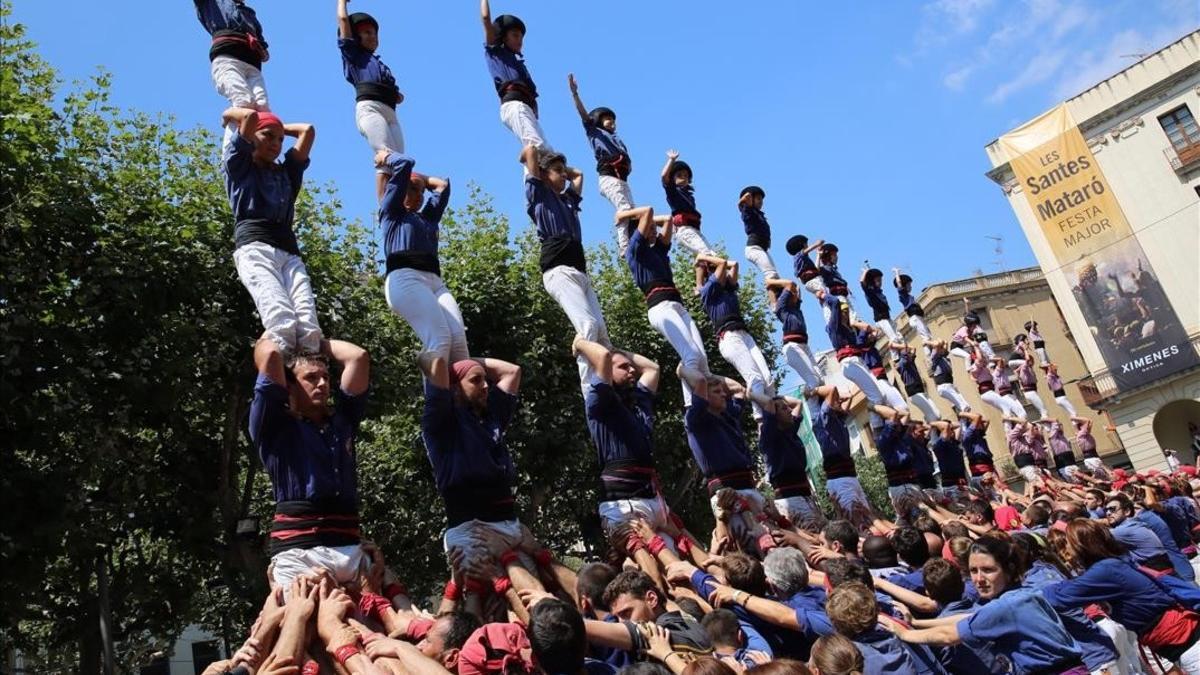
[944,65,974,90]
[915,0,996,49]
[988,49,1068,103]
[1053,23,1195,99]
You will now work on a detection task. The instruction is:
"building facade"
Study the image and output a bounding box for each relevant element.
[984,31,1200,471]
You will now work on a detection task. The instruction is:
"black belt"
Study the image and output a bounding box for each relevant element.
[354,81,400,106]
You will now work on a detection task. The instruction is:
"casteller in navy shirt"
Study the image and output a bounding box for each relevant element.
[379,153,451,276]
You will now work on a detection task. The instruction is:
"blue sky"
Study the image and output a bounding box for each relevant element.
[12,0,1197,367]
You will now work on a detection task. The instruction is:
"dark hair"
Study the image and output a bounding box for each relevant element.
[941,521,969,540]
[892,527,930,568]
[921,558,964,605]
[823,520,859,553]
[824,558,873,588]
[1024,503,1051,527]
[1106,493,1135,516]
[860,535,898,568]
[528,598,586,675]
[284,351,329,383]
[681,657,737,675]
[963,499,994,524]
[1012,531,1070,577]
[577,562,617,612]
[701,609,742,648]
[620,664,672,675]
[809,634,862,675]
[1066,518,1127,567]
[438,610,482,652]
[969,535,1023,586]
[1084,488,1107,503]
[722,553,768,597]
[676,597,705,622]
[603,570,658,607]
[912,515,941,537]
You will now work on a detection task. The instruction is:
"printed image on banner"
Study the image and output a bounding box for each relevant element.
[999,104,1199,392]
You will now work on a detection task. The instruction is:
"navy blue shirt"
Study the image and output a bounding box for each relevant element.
[684,396,753,480]
[862,282,891,321]
[223,133,309,255]
[483,42,537,104]
[338,37,400,104]
[586,382,655,471]
[248,374,368,512]
[380,154,451,274]
[625,229,675,292]
[421,380,519,524]
[908,434,936,483]
[663,180,699,220]
[811,399,855,478]
[895,351,925,395]
[1043,557,1178,635]
[961,420,993,470]
[819,263,848,291]
[526,175,582,242]
[1021,562,1119,672]
[739,205,771,249]
[583,119,629,167]
[929,351,954,385]
[774,288,807,340]
[1136,510,1196,581]
[759,410,810,496]
[700,275,744,333]
[823,294,856,351]
[875,422,914,486]
[931,433,967,483]
[194,0,267,46]
[792,250,818,281]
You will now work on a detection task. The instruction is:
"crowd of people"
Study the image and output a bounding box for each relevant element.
[192,1,1200,673]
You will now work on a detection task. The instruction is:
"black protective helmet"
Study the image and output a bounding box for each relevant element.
[785,235,809,256]
[671,160,692,180]
[493,14,526,40]
[894,273,912,289]
[1023,320,1037,332]
[348,12,378,32]
[963,311,981,326]
[1014,333,1028,345]
[740,185,765,200]
[820,242,839,254]
[864,268,884,283]
[588,106,616,126]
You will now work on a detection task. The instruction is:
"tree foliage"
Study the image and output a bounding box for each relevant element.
[0,7,893,668]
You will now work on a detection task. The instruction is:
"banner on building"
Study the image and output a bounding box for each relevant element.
[998,104,1198,391]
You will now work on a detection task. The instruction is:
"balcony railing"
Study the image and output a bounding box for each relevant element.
[1165,142,1200,173]
[1079,331,1200,407]
[914,267,1045,308]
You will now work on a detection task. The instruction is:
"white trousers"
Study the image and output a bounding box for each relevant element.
[908,314,932,341]
[1035,346,1050,365]
[1084,457,1107,474]
[1023,390,1049,418]
[355,100,405,171]
[1002,393,1028,419]
[673,226,716,258]
[499,100,553,153]
[648,301,707,372]
[888,484,924,524]
[599,497,677,553]
[981,390,1023,419]
[273,544,364,598]
[783,342,823,391]
[443,519,526,569]
[826,477,874,531]
[936,383,971,412]
[877,377,909,412]
[598,175,636,255]
[744,245,780,280]
[839,358,883,405]
[875,318,901,342]
[909,392,943,422]
[543,266,610,388]
[775,495,827,531]
[718,329,773,417]
[212,55,269,148]
[803,277,827,296]
[233,242,323,354]
[821,296,860,325]
[384,268,469,363]
[1054,394,1078,417]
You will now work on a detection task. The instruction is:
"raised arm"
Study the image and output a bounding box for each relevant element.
[481,358,521,396]
[376,151,416,221]
[325,339,370,396]
[222,106,260,141]
[480,0,498,43]
[661,149,679,184]
[565,165,584,195]
[727,260,740,284]
[803,239,825,256]
[336,0,352,39]
[520,144,542,180]
[425,175,449,194]
[626,351,660,393]
[710,257,729,285]
[284,122,316,163]
[254,334,287,387]
[567,73,588,123]
[573,336,613,384]
[658,214,674,246]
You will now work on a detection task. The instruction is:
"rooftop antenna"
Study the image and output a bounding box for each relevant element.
[985,234,1004,271]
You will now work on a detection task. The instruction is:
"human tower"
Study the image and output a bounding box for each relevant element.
[195,0,1110,582]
